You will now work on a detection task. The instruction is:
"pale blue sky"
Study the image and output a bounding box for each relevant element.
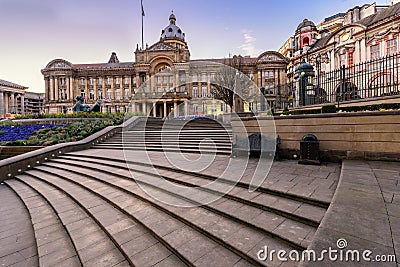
[0,0,392,92]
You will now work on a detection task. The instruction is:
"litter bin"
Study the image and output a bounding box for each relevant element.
[299,134,320,165]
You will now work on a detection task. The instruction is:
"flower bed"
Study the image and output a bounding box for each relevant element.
[0,113,126,146]
[0,124,64,144]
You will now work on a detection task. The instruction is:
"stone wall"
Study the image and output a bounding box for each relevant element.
[232,111,400,162]
[0,146,44,161]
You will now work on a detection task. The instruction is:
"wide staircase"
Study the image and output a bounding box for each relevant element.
[0,118,333,267]
[94,118,233,155]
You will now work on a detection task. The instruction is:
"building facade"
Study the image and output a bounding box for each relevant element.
[0,79,28,118]
[42,12,289,116]
[279,2,400,108]
[24,92,45,114]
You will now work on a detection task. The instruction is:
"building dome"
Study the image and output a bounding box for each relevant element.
[161,12,185,40]
[296,19,316,33]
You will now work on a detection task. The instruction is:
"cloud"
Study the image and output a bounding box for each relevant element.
[238,30,261,57]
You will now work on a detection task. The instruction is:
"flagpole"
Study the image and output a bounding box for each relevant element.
[141,0,144,49]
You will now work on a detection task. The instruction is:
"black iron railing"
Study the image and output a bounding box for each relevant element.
[271,53,400,108]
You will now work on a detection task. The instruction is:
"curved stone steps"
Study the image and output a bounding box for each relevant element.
[13,174,142,267]
[0,184,38,267]
[60,154,328,215]
[22,167,253,266]
[17,170,194,267]
[93,145,232,155]
[4,179,82,267]
[48,157,319,248]
[33,160,306,266]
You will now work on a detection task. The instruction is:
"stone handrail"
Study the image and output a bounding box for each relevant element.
[13,117,107,125]
[0,116,144,181]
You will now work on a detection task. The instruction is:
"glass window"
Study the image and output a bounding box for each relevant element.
[387,39,397,56]
[348,52,354,66]
[124,89,129,99]
[98,78,103,85]
[115,77,120,84]
[371,44,380,60]
[202,86,207,98]
[193,86,198,98]
[89,78,94,85]
[192,75,198,82]
[115,89,121,100]
[107,90,112,99]
[80,90,85,99]
[89,89,94,100]
[124,77,129,85]
[97,89,102,100]
[269,72,274,78]
[107,77,111,85]
[80,78,85,85]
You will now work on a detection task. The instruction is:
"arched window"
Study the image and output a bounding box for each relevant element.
[303,37,310,46]
[177,29,182,34]
[168,28,173,32]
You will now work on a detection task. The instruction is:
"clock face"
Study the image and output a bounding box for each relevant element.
[341,33,350,42]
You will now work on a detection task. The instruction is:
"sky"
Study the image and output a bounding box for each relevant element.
[0,0,393,92]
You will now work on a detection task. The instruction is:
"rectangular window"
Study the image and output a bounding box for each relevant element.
[124,89,129,99]
[269,72,274,78]
[97,89,103,100]
[192,75,198,83]
[202,74,207,82]
[115,77,120,84]
[133,77,137,85]
[89,78,94,85]
[115,89,121,100]
[202,86,207,98]
[80,78,85,85]
[387,39,397,56]
[89,89,94,100]
[80,90,85,99]
[371,44,380,60]
[107,77,111,85]
[347,52,354,66]
[163,76,168,83]
[124,77,129,85]
[193,86,198,98]
[98,78,103,85]
[107,90,112,99]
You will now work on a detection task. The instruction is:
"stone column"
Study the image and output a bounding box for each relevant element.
[152,101,157,117]
[184,100,189,117]
[0,91,4,117]
[146,73,151,93]
[136,73,140,88]
[102,76,106,101]
[69,77,74,101]
[132,102,137,113]
[10,93,15,113]
[120,77,123,101]
[45,78,49,101]
[54,77,59,101]
[50,77,54,101]
[142,101,147,114]
[163,101,167,118]
[111,77,115,100]
[173,100,178,118]
[94,78,98,101]
[84,77,88,102]
[20,95,25,114]
[129,75,133,98]
[66,77,70,101]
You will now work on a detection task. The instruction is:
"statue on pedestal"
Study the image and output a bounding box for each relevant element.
[72,96,101,112]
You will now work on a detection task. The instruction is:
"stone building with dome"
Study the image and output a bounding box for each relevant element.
[278,2,400,108]
[42,12,289,116]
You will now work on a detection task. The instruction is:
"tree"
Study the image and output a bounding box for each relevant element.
[211,55,254,112]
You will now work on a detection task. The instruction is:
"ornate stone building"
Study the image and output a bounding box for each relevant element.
[42,12,288,116]
[0,79,28,117]
[278,2,400,107]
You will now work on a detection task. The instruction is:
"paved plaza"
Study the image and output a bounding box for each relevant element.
[0,118,399,266]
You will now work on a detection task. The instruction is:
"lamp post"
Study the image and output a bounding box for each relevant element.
[260,86,265,111]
